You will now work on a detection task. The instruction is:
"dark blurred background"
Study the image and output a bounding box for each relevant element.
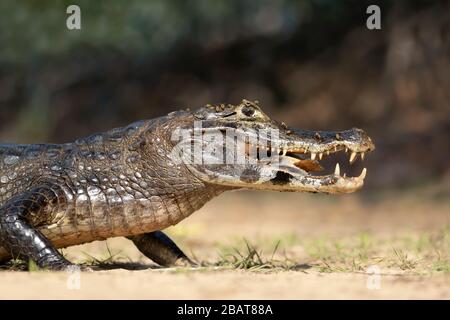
[0,0,449,190]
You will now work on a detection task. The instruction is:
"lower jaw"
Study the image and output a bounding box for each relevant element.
[242,173,364,193]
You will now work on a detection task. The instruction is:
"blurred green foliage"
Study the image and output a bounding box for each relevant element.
[0,0,305,65]
[0,0,410,66]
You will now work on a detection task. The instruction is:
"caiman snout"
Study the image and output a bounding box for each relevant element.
[287,127,375,154]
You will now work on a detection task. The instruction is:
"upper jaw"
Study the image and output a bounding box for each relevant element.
[278,127,374,155]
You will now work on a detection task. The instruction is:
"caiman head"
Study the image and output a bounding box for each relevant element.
[169,99,375,194]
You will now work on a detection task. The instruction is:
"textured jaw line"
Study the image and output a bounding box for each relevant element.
[288,165,366,194]
[258,154,367,194]
[249,137,374,163]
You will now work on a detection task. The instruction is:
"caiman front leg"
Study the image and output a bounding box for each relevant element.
[0,184,74,270]
[128,231,195,267]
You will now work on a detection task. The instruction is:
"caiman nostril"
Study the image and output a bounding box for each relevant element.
[314,132,323,141]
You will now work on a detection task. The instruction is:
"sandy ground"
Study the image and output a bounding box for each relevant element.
[0,183,449,299]
[1,270,449,299]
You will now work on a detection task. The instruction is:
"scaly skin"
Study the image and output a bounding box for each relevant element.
[0,100,374,270]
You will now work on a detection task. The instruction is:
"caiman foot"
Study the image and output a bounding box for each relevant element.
[37,255,74,271]
[37,258,94,272]
[0,184,82,272]
[173,256,197,268]
[128,231,197,268]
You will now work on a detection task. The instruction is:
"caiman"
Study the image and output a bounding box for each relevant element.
[0,100,374,270]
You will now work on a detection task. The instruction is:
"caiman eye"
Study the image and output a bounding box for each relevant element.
[241,106,256,117]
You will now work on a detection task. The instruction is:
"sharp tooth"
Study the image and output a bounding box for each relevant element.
[361,152,365,161]
[311,153,317,160]
[282,149,287,156]
[334,146,338,152]
[343,173,347,178]
[334,163,340,176]
[349,152,357,163]
[319,153,323,160]
[326,150,330,156]
[345,147,348,153]
[359,168,367,180]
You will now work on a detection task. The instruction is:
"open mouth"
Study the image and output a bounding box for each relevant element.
[282,146,367,180]
[246,139,373,193]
